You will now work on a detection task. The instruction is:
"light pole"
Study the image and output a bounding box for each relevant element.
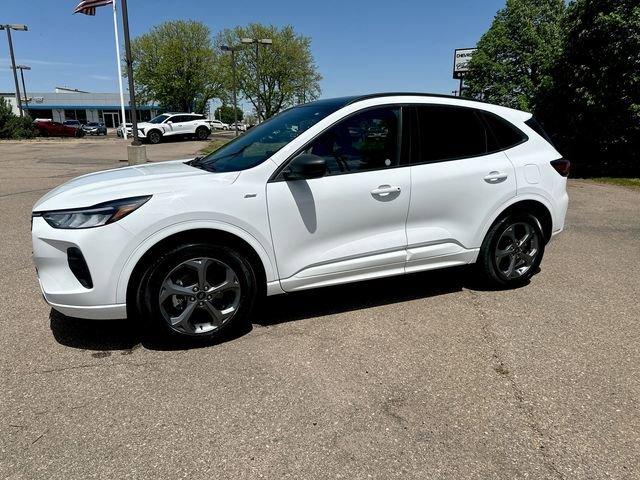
[14,64,31,114]
[221,44,241,137]
[241,37,272,122]
[1,24,28,117]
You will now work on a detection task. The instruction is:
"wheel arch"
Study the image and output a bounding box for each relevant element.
[118,224,276,308]
[479,196,554,246]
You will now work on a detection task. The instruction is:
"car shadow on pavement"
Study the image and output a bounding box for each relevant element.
[50,266,528,352]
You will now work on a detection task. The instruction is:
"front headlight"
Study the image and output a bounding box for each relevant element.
[33,196,151,229]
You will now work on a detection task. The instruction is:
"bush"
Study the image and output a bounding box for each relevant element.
[0,97,36,139]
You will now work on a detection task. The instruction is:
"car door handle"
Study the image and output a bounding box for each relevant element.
[371,185,401,196]
[484,171,508,183]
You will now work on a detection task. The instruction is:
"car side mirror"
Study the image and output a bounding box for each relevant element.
[166,121,173,124]
[283,154,326,181]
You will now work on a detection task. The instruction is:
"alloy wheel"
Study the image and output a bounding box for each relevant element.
[494,222,540,280]
[158,257,241,335]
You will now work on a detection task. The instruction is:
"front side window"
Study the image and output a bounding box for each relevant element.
[149,114,170,124]
[299,106,400,175]
[192,103,347,173]
[416,105,487,162]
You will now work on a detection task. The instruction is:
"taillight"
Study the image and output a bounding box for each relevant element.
[550,158,570,177]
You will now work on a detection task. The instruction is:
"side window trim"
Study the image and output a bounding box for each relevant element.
[269,104,409,183]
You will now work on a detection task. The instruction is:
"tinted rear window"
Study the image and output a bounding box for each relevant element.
[525,117,554,146]
[481,112,528,151]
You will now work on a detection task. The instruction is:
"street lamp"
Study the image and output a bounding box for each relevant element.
[241,37,272,122]
[1,24,28,117]
[14,65,31,113]
[221,44,241,137]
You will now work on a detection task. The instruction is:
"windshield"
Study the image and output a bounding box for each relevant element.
[193,104,340,172]
[149,114,170,124]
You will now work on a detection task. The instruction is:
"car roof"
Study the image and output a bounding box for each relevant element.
[303,92,530,122]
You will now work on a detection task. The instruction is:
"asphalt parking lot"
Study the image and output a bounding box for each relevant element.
[1,138,639,479]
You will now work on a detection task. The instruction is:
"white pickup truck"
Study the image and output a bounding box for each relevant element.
[136,113,211,144]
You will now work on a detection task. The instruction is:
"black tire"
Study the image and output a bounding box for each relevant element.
[195,126,210,141]
[75,129,85,138]
[137,242,258,341]
[147,130,162,144]
[477,213,545,287]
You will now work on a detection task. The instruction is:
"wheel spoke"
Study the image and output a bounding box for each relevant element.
[519,251,534,266]
[160,279,194,302]
[170,301,197,332]
[505,254,517,278]
[496,244,515,258]
[186,258,211,289]
[203,301,226,326]
[211,267,240,294]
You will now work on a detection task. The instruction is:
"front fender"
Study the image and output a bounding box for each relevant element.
[114,219,277,304]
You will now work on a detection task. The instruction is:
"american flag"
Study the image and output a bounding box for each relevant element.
[73,0,113,16]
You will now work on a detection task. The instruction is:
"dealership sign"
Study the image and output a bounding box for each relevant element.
[453,48,477,79]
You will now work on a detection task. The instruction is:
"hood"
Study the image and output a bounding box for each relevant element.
[33,159,239,212]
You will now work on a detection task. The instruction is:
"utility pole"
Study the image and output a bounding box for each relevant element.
[120,0,140,145]
[118,0,146,164]
[241,37,272,123]
[221,44,240,137]
[1,24,28,117]
[15,65,31,113]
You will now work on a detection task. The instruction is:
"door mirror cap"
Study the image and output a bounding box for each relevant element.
[166,121,173,124]
[283,154,326,180]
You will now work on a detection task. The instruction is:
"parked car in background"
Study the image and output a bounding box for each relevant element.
[30,93,568,341]
[34,120,84,138]
[63,120,82,129]
[229,122,247,132]
[82,122,108,136]
[117,123,133,138]
[136,113,212,144]
[208,119,229,130]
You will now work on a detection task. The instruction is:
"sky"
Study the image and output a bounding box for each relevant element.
[0,0,505,101]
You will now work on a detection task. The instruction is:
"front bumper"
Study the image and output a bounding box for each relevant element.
[32,217,132,320]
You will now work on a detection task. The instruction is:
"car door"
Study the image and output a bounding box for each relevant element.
[163,115,181,136]
[267,105,411,292]
[405,104,517,273]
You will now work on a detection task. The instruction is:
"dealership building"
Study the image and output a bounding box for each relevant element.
[2,87,159,128]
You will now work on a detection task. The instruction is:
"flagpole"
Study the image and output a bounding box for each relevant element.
[111,0,127,139]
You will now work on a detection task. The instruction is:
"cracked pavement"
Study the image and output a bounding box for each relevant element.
[1,138,639,479]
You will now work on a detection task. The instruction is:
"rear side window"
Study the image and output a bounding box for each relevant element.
[481,112,528,151]
[525,117,554,146]
[416,105,487,162]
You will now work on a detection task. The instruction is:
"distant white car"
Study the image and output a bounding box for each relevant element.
[116,123,133,138]
[136,113,211,144]
[229,122,247,132]
[208,119,229,130]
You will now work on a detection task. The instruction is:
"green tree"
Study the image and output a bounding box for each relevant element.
[0,97,35,139]
[131,20,222,113]
[215,105,243,124]
[465,0,566,111]
[215,24,322,119]
[540,0,640,176]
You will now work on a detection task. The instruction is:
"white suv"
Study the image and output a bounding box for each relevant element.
[32,93,569,340]
[136,113,211,144]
